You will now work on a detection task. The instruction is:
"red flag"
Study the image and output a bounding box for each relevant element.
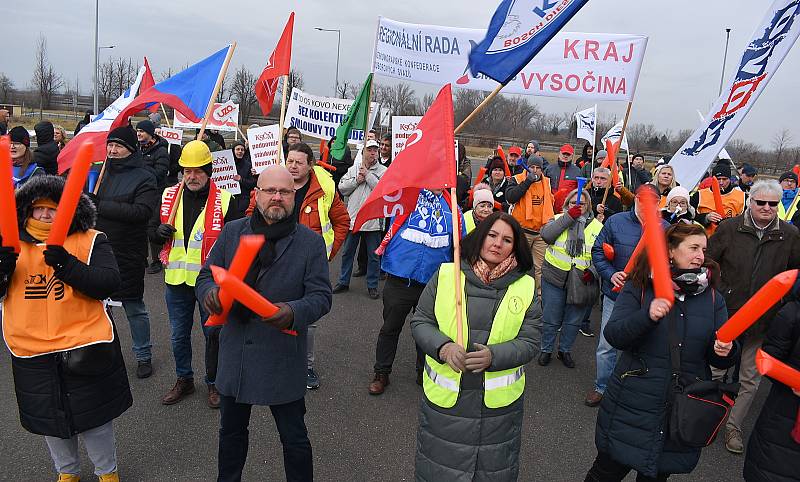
[353,84,456,232]
[142,57,159,113]
[255,12,294,116]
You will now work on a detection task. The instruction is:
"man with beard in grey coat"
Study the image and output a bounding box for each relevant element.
[196,165,332,482]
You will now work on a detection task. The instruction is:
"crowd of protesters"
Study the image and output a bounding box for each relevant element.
[2,111,799,482]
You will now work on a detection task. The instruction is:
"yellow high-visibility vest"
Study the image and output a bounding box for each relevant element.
[313,166,336,258]
[164,189,232,287]
[423,263,534,409]
[544,214,603,272]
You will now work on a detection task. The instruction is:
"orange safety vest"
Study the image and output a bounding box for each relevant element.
[697,188,745,218]
[511,173,555,232]
[2,230,113,358]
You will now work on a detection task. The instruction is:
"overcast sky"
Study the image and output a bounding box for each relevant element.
[4,0,799,148]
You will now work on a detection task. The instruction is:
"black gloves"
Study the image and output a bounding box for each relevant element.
[156,223,177,241]
[43,245,75,272]
[0,246,18,278]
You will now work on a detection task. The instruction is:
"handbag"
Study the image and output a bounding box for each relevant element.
[666,300,740,448]
[565,265,599,306]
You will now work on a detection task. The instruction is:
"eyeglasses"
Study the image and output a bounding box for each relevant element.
[752,199,779,207]
[255,186,295,198]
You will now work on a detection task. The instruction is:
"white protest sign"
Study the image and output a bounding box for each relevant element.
[379,107,392,127]
[211,149,241,195]
[174,101,240,132]
[283,88,379,144]
[247,124,282,174]
[159,126,183,145]
[374,17,648,102]
[391,115,423,159]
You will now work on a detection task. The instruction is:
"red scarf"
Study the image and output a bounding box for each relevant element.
[159,181,225,264]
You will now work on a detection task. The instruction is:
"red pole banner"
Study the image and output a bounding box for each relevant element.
[47,142,94,246]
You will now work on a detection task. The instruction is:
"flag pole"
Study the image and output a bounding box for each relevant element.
[454,83,504,135]
[161,104,172,128]
[601,101,634,205]
[92,161,108,195]
[591,103,598,173]
[278,74,289,162]
[449,186,464,347]
[198,42,237,140]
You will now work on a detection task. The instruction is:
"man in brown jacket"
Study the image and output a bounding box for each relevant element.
[707,179,800,454]
[246,142,349,390]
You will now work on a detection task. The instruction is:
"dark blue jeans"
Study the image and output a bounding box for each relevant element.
[165,283,219,384]
[338,231,381,289]
[218,396,312,482]
[540,279,591,354]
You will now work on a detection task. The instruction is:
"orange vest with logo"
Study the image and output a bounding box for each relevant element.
[511,173,555,232]
[2,230,113,358]
[697,188,745,218]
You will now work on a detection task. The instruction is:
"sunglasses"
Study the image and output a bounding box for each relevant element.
[752,199,779,207]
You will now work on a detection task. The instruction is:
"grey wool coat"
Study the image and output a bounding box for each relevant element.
[411,261,542,482]
[195,218,332,406]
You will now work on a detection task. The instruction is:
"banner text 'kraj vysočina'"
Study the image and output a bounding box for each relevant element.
[671,0,800,189]
[283,88,379,144]
[373,17,647,102]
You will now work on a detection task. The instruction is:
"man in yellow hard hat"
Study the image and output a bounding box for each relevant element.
[149,140,240,409]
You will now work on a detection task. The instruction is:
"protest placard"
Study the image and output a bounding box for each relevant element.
[284,88,379,144]
[211,149,241,195]
[247,124,282,173]
[373,17,648,102]
[175,101,240,132]
[391,116,422,159]
[159,126,184,145]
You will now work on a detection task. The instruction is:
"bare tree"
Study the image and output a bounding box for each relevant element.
[0,73,13,103]
[31,34,64,115]
[275,69,304,104]
[216,72,231,102]
[772,128,794,165]
[96,57,139,110]
[231,65,257,124]
[336,80,353,99]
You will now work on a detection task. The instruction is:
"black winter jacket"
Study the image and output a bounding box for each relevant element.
[595,282,738,478]
[4,175,130,438]
[707,212,800,333]
[95,153,158,300]
[140,136,170,188]
[744,300,800,482]
[33,121,59,175]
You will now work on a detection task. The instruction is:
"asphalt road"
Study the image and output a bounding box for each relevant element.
[0,249,767,482]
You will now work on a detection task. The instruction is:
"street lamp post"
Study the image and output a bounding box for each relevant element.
[719,28,732,96]
[92,0,115,115]
[315,28,341,97]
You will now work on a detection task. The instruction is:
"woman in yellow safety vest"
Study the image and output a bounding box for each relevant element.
[538,188,602,369]
[463,184,495,234]
[0,175,130,482]
[411,211,542,481]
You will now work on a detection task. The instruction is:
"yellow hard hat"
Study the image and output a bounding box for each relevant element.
[179,140,212,168]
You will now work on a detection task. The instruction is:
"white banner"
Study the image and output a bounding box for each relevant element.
[283,88,379,144]
[672,0,800,188]
[159,126,183,145]
[601,119,629,151]
[391,115,423,159]
[211,149,241,195]
[575,106,596,145]
[247,124,282,174]
[174,101,239,132]
[373,17,648,102]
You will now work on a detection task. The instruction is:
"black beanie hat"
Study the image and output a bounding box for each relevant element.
[779,172,798,184]
[106,126,138,154]
[9,126,30,147]
[712,161,732,178]
[136,120,156,137]
[200,162,214,178]
[489,156,505,171]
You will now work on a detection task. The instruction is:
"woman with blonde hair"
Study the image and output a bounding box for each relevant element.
[54,125,68,150]
[651,164,677,207]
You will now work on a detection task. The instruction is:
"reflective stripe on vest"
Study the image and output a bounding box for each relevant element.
[544,215,603,272]
[778,192,800,221]
[313,166,336,259]
[464,210,477,234]
[424,263,535,409]
[164,189,232,287]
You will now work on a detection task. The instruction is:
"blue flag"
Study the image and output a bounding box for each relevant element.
[469,0,589,85]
